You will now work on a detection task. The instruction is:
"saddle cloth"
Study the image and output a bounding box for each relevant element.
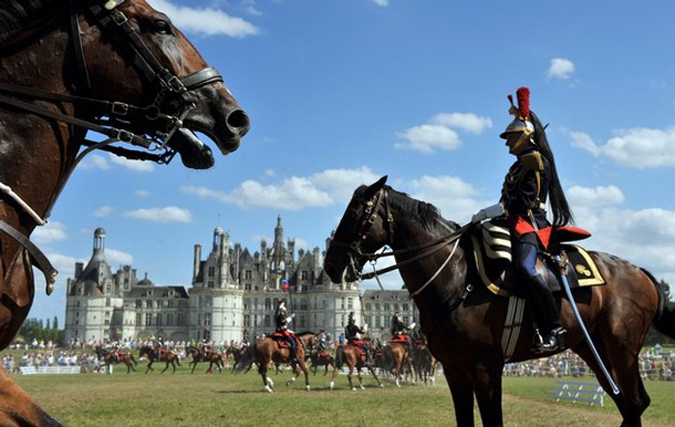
[272,332,298,349]
[470,220,605,297]
[388,334,409,344]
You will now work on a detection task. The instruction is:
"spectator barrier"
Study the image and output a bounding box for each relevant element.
[550,381,605,407]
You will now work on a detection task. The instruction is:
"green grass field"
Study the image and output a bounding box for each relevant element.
[7,361,675,427]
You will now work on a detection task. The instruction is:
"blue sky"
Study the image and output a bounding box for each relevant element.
[32,0,675,323]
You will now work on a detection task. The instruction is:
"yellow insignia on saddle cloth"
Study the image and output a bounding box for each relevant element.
[470,221,606,296]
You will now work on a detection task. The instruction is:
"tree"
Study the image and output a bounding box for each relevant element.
[53,316,58,330]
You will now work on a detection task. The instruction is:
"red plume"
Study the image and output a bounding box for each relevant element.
[516,87,530,119]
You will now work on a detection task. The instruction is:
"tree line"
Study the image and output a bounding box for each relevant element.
[17,316,64,347]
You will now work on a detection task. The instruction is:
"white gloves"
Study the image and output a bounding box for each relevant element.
[408,322,416,330]
[471,203,505,224]
[363,324,369,332]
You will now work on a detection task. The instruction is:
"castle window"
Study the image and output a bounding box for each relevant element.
[245,283,251,291]
[300,299,308,310]
[208,281,214,288]
[208,267,215,277]
[156,314,162,326]
[394,304,399,311]
[340,298,345,310]
[104,320,109,325]
[403,303,409,312]
[245,270,252,280]
[76,301,80,307]
[340,315,345,327]
[135,300,142,309]
[265,298,271,310]
[105,298,111,307]
[264,315,270,327]
[135,313,141,326]
[301,270,308,280]
[146,300,152,308]
[375,303,380,311]
[244,299,249,310]
[347,298,353,310]
[244,315,250,327]
[384,303,390,312]
[145,313,152,326]
[365,303,372,311]
[168,300,174,309]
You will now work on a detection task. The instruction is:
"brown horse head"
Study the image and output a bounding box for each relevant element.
[77,0,250,169]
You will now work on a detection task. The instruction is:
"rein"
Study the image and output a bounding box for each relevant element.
[331,186,471,295]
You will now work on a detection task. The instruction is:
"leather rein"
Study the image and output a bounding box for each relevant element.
[0,0,225,295]
[330,187,471,295]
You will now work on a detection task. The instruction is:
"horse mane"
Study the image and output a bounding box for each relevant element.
[295,331,316,337]
[0,0,60,44]
[383,186,459,233]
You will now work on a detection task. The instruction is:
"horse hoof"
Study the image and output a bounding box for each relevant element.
[264,385,273,393]
[360,385,365,390]
[379,384,384,388]
[306,385,311,391]
[329,381,334,390]
[351,387,356,391]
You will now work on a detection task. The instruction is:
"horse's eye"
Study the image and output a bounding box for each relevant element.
[154,20,172,35]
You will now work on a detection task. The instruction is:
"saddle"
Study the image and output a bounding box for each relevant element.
[346,340,368,359]
[470,219,605,297]
[388,334,409,344]
[272,331,297,349]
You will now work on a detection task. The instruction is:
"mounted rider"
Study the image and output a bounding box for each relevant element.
[390,311,414,353]
[317,329,328,352]
[275,299,299,364]
[345,311,371,364]
[471,87,572,354]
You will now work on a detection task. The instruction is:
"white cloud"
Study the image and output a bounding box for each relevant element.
[181,166,380,211]
[567,185,625,208]
[123,206,193,223]
[395,124,461,153]
[106,248,134,266]
[372,0,389,6]
[135,189,151,197]
[80,154,110,171]
[264,169,276,177]
[408,175,483,222]
[548,58,576,80]
[109,155,155,173]
[94,206,113,218]
[150,0,260,38]
[431,113,492,135]
[32,221,68,244]
[571,127,675,168]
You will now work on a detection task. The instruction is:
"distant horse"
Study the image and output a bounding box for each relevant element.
[95,346,137,374]
[226,345,254,373]
[0,0,248,421]
[328,343,383,391]
[186,345,224,374]
[254,331,317,392]
[413,339,437,385]
[323,177,675,426]
[306,349,335,375]
[383,342,414,388]
[139,346,181,374]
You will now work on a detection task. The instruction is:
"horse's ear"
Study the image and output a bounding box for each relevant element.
[363,176,388,199]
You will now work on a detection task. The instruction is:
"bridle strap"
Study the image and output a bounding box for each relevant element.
[0,221,57,295]
[69,0,91,92]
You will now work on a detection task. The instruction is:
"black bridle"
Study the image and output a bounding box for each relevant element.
[0,0,224,164]
[330,187,470,286]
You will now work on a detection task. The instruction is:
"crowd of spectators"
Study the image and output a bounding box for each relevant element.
[504,346,675,381]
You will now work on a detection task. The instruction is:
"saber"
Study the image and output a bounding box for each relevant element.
[554,254,620,395]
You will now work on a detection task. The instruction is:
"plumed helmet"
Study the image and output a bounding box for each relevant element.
[500,87,534,139]
[500,118,534,139]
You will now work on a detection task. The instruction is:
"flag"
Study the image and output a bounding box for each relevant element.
[282,279,290,290]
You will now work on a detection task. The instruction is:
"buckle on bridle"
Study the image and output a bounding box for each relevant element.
[166,76,186,93]
[111,102,129,116]
[111,10,128,26]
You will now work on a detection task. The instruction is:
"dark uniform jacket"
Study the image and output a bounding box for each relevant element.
[500,148,552,247]
[275,306,289,332]
[390,316,406,336]
[345,323,365,341]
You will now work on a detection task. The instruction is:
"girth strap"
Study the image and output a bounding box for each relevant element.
[0,221,57,295]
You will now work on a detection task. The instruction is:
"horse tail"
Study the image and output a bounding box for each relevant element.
[643,268,675,339]
[335,346,345,369]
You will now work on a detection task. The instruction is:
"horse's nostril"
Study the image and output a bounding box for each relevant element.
[227,109,250,135]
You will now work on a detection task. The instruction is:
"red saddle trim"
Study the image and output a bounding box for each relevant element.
[388,334,409,344]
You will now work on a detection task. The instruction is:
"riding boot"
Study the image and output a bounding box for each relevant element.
[526,273,566,354]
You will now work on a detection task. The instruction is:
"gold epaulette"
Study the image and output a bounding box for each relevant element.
[520,151,543,172]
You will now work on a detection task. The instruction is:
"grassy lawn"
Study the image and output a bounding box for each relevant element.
[7,362,675,426]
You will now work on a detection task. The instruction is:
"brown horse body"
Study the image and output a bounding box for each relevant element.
[254,332,317,392]
[324,177,675,427]
[186,346,224,374]
[0,1,248,422]
[328,343,383,390]
[95,346,137,374]
[306,349,335,375]
[383,342,413,388]
[139,346,181,374]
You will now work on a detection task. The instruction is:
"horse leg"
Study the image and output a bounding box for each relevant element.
[471,358,504,427]
[190,360,197,374]
[348,364,356,391]
[357,367,365,390]
[161,362,169,374]
[172,361,177,374]
[259,360,274,393]
[573,338,648,427]
[443,362,475,427]
[0,369,63,426]
[300,358,310,391]
[368,364,384,388]
[328,364,340,390]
